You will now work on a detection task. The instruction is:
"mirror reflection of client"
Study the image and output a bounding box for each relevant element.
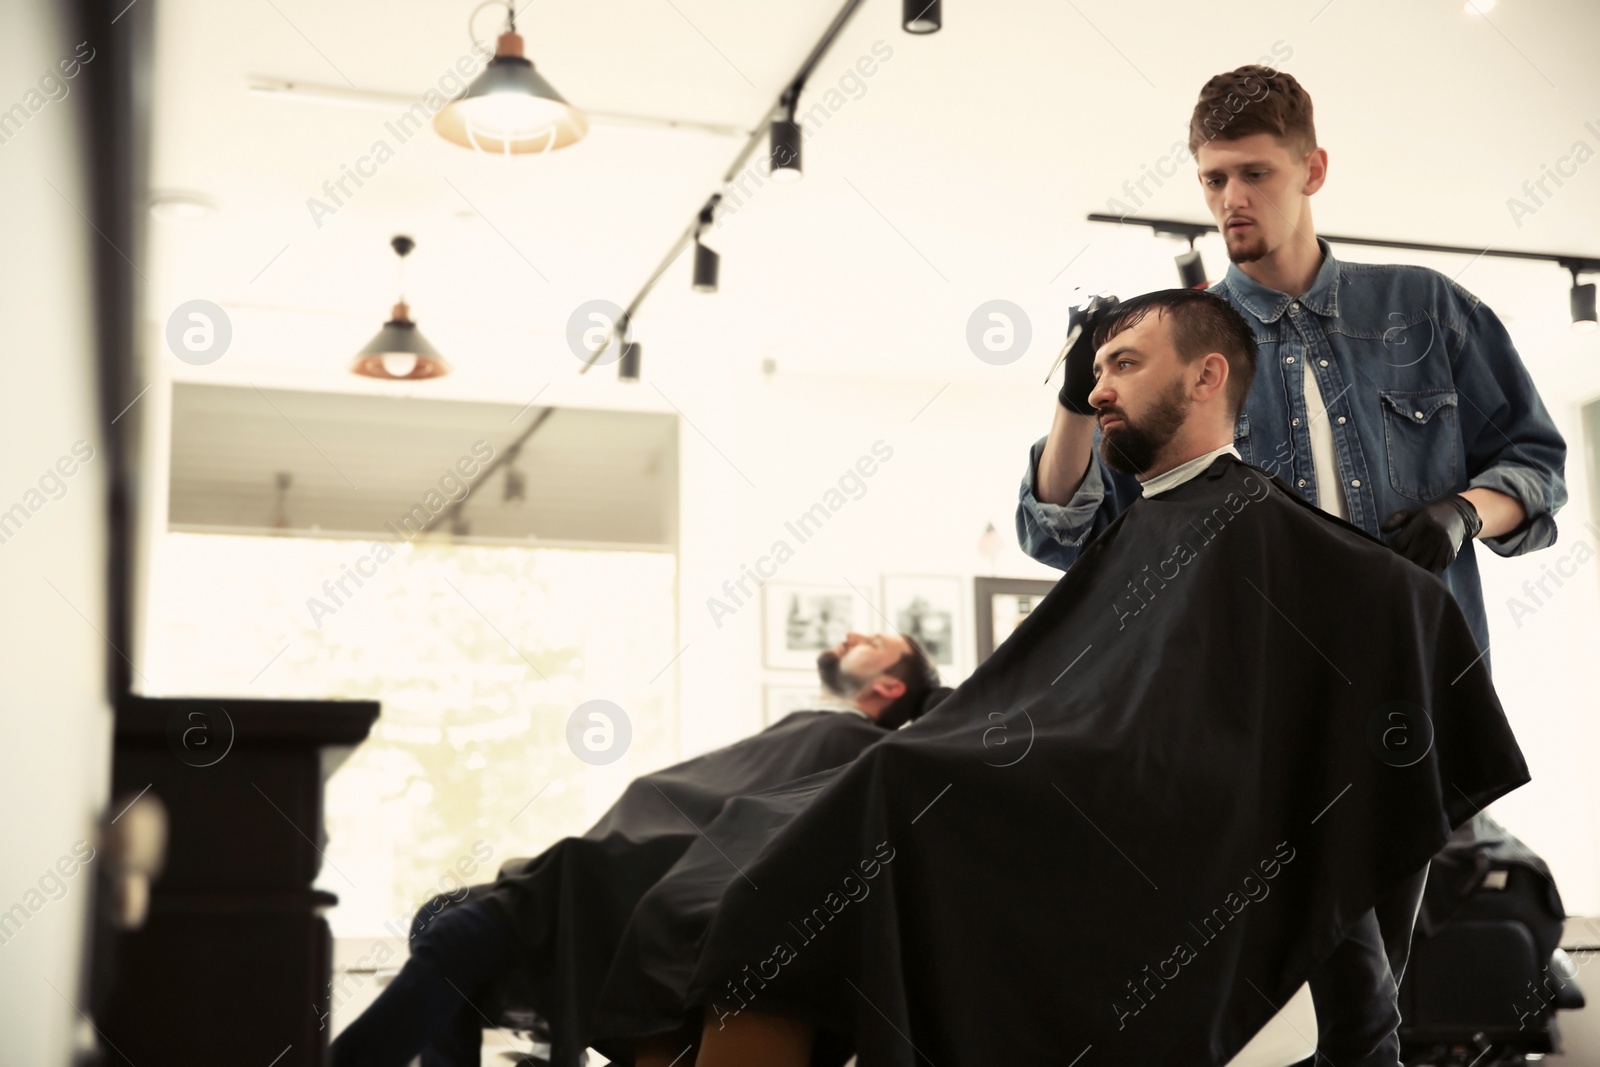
[590,291,1529,1067]
[329,631,946,1067]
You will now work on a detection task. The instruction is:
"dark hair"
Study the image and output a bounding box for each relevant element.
[1092,289,1258,419]
[875,635,941,730]
[1188,65,1316,159]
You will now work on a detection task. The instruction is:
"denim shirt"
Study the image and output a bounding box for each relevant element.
[1016,236,1568,656]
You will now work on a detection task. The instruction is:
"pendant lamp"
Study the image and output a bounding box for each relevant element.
[433,6,587,157]
[352,235,451,381]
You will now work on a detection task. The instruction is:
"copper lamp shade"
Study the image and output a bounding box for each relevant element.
[352,302,452,381]
[433,32,587,156]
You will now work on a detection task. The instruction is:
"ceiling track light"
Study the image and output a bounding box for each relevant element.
[1571,268,1598,334]
[1175,236,1208,289]
[503,444,527,502]
[693,199,721,293]
[433,1,588,156]
[903,0,942,33]
[618,341,643,382]
[770,90,803,183]
[352,235,452,380]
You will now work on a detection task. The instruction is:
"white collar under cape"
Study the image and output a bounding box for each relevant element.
[1139,443,1242,498]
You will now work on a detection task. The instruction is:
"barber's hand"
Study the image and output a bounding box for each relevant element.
[1054,293,1120,415]
[1380,494,1483,574]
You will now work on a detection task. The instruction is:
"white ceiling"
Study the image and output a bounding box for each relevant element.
[145,0,1600,400]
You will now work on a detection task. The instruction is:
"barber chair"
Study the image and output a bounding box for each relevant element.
[1398,815,1586,1066]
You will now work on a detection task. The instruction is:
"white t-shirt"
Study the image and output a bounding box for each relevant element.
[1303,369,1349,520]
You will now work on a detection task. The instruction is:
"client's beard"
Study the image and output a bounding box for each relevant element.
[817,649,871,698]
[1098,380,1190,477]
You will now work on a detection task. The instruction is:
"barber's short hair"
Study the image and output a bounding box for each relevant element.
[1188,64,1316,160]
[1092,288,1258,420]
[875,635,942,730]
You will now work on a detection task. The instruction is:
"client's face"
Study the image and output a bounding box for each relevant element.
[817,632,907,697]
[1086,312,1192,478]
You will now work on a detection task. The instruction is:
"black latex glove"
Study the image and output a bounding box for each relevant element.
[1054,293,1120,415]
[1380,494,1483,573]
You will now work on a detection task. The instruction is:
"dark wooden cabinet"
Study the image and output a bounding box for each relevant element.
[97,695,379,1067]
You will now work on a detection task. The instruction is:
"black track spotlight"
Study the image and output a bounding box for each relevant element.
[619,341,642,382]
[770,94,802,183]
[693,202,720,293]
[903,0,941,33]
[1570,269,1597,334]
[693,242,720,293]
[1176,246,1208,289]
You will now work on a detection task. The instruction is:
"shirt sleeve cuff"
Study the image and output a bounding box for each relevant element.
[1018,435,1107,552]
[1467,463,1559,556]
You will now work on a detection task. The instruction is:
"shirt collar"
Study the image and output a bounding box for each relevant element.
[1140,443,1241,498]
[1216,235,1340,324]
[810,694,870,719]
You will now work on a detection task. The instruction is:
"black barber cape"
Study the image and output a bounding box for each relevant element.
[470,700,947,1067]
[591,456,1528,1066]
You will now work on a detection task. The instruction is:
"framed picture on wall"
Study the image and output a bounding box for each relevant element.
[880,574,964,675]
[763,682,826,725]
[974,577,1060,663]
[762,581,871,670]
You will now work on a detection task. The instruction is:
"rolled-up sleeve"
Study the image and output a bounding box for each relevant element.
[1015,436,1129,572]
[1445,278,1568,556]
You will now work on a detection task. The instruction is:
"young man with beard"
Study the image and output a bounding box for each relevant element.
[586,288,1527,1067]
[330,631,944,1067]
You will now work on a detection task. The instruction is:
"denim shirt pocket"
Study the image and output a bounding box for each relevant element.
[1232,414,1252,465]
[1378,388,1460,500]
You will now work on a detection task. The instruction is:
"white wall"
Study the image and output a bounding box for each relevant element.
[0,1,113,1063]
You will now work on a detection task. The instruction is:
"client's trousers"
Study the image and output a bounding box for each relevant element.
[1291,863,1431,1067]
[329,893,517,1067]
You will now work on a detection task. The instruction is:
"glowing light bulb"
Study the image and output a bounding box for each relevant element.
[381,353,419,378]
[459,93,568,154]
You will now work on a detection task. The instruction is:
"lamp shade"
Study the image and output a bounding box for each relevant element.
[433,32,587,155]
[351,302,452,380]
